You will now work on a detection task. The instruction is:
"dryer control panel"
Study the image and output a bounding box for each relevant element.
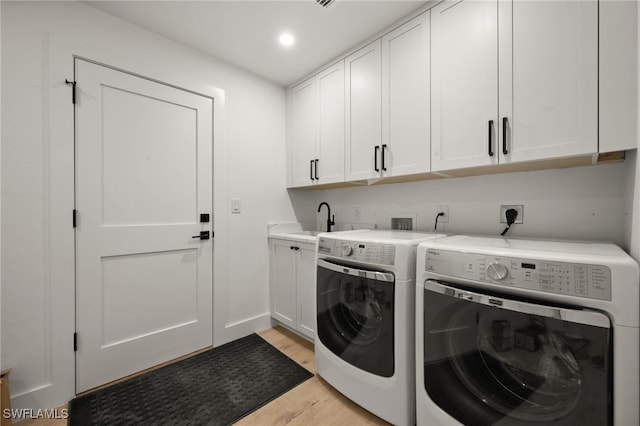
[425,249,612,300]
[318,237,396,266]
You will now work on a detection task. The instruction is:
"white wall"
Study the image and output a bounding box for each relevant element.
[315,161,631,248]
[0,0,300,412]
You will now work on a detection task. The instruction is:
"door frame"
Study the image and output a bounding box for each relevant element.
[71,56,224,394]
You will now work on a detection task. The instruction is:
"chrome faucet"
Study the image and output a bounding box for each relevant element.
[317,202,335,232]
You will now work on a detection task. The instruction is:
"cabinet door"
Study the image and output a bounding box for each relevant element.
[382,11,430,177]
[291,78,317,187]
[269,239,297,328]
[431,0,498,172]
[345,39,382,181]
[316,61,345,185]
[296,242,316,340]
[599,0,638,152]
[499,0,597,163]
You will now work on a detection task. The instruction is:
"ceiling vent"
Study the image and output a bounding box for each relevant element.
[315,0,335,8]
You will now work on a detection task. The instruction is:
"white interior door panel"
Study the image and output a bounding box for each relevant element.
[75,59,213,392]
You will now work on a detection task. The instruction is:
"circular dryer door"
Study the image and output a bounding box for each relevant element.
[316,259,395,377]
[422,280,612,426]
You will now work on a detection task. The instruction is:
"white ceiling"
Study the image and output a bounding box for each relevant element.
[83,0,429,86]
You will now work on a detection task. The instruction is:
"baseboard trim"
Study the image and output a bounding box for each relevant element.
[214,312,272,347]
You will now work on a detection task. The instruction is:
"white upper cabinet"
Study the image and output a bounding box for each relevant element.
[345,39,382,181]
[599,0,638,153]
[432,0,597,172]
[291,78,318,187]
[289,0,606,184]
[290,61,345,188]
[317,62,345,184]
[381,11,431,177]
[431,0,498,172]
[500,0,597,164]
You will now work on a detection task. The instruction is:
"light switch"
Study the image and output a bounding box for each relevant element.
[231,198,241,214]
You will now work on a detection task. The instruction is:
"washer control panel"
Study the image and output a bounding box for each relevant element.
[425,249,612,300]
[318,237,396,266]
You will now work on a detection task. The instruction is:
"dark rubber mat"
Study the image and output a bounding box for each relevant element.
[68,333,314,425]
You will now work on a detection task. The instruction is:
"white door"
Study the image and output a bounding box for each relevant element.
[381,11,430,177]
[431,0,498,172]
[345,40,382,181]
[499,0,597,164]
[75,59,213,392]
[290,78,317,187]
[316,61,345,185]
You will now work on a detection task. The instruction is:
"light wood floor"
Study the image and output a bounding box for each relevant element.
[20,326,389,426]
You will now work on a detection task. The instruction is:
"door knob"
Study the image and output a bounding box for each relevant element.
[192,231,210,240]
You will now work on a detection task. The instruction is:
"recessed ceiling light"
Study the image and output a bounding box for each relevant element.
[279,33,295,48]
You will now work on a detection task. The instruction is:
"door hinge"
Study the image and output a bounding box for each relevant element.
[72,209,77,228]
[65,79,77,104]
[73,332,78,352]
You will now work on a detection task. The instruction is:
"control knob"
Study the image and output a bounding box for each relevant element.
[341,245,353,256]
[487,262,509,281]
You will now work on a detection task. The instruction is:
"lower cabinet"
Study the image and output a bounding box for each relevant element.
[269,238,316,340]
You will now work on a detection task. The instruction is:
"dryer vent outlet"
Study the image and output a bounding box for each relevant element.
[392,218,413,230]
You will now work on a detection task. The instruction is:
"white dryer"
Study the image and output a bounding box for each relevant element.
[315,230,446,425]
[415,235,639,426]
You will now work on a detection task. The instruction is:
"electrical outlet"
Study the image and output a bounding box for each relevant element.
[500,205,524,224]
[437,205,449,223]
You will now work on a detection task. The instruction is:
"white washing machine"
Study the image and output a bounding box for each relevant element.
[315,230,446,425]
[415,235,639,426]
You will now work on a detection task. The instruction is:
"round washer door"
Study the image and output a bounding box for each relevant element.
[422,280,612,425]
[316,259,395,377]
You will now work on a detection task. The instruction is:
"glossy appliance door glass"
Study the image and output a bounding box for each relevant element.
[317,259,395,377]
[423,280,612,426]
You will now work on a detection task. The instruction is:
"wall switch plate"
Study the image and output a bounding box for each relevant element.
[231,198,241,214]
[500,205,524,224]
[437,205,449,223]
